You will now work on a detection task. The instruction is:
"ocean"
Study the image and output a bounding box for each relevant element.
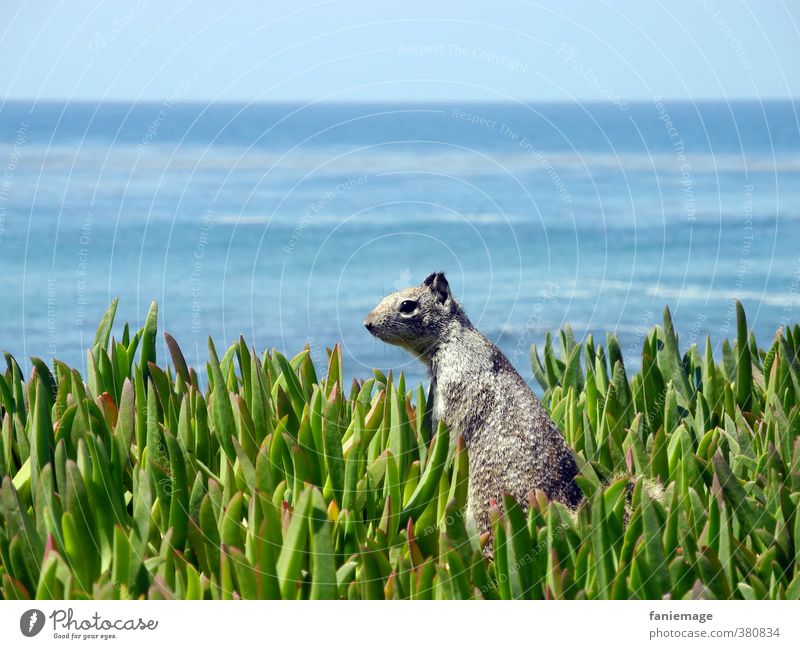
[0,100,798,386]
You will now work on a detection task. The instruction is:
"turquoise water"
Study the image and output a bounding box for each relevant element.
[0,100,798,385]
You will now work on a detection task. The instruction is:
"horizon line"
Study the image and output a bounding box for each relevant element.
[1,96,798,107]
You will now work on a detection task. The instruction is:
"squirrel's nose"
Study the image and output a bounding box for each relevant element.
[363,320,374,332]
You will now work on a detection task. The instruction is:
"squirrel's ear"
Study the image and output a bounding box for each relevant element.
[423,272,451,304]
[422,272,438,287]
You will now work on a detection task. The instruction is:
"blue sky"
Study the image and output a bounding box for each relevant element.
[0,0,797,102]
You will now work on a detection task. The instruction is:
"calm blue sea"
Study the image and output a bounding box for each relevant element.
[0,100,798,386]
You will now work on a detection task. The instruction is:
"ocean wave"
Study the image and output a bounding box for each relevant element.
[11,144,800,176]
[212,211,526,226]
[583,280,792,305]
[646,285,795,307]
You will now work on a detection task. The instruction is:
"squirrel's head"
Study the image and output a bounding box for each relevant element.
[364,272,464,359]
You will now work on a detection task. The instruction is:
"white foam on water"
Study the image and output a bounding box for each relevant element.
[647,285,794,307]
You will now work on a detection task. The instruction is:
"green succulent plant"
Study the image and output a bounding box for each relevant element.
[0,299,798,599]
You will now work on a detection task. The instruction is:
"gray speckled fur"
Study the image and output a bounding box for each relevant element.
[364,272,582,543]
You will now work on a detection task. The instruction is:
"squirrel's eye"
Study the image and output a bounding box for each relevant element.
[398,300,418,314]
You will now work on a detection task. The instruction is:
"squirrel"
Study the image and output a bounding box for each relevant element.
[364,271,583,546]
